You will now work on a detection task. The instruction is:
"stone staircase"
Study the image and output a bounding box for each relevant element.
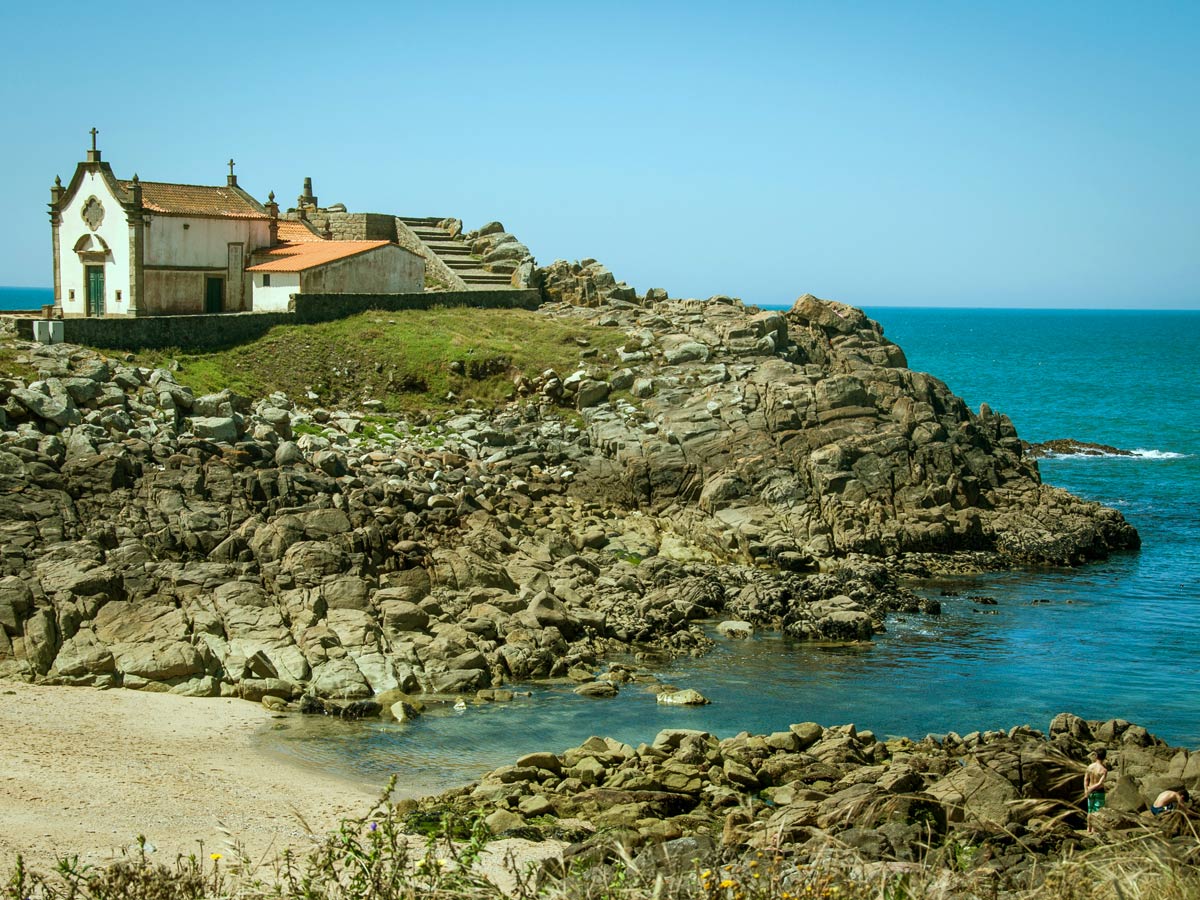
[396,217,514,291]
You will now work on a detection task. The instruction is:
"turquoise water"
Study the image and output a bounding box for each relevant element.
[0,286,53,310]
[263,307,1200,790]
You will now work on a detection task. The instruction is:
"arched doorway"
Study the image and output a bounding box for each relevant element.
[73,234,111,317]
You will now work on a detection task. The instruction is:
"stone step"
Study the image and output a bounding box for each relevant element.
[397,216,443,226]
[460,273,512,284]
[413,236,467,249]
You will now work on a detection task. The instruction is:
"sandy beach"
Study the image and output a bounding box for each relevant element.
[0,682,378,873]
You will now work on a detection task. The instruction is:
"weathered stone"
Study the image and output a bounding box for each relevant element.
[189,416,239,443]
[575,681,618,698]
[657,688,709,706]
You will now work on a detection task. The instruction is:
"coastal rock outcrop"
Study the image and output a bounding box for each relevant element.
[0,289,1138,701]
[415,715,1198,883]
[538,292,1138,567]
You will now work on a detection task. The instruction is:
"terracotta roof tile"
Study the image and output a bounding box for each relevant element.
[275,220,326,243]
[247,240,393,273]
[118,180,267,219]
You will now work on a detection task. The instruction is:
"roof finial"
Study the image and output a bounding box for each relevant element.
[87,127,102,163]
[55,175,62,188]
[132,173,139,184]
[268,190,275,202]
[228,158,235,176]
[227,158,238,187]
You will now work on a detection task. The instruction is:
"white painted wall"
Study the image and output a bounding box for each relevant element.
[57,171,131,317]
[143,217,269,267]
[251,272,300,311]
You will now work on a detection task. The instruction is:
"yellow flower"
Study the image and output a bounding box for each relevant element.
[719,879,736,889]
[209,853,222,862]
[701,870,712,879]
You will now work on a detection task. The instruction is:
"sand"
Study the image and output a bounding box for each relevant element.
[0,682,379,873]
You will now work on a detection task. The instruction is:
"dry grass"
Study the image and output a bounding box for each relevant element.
[5,780,1199,900]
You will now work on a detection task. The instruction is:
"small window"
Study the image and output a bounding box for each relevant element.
[262,274,271,287]
[69,289,75,300]
[115,290,122,301]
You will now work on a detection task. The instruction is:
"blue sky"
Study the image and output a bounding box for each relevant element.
[2,1,1196,308]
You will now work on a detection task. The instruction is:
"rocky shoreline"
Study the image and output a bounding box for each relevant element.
[0,289,1138,711]
[406,712,1198,886]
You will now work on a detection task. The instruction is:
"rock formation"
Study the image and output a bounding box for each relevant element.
[0,287,1138,704]
[414,712,1199,882]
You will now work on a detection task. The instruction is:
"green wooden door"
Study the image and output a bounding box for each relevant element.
[205,277,224,313]
[86,265,105,316]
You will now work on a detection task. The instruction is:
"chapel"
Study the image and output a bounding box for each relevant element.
[48,132,423,317]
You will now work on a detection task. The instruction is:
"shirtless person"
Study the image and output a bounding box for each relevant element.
[1083,748,1109,833]
[1151,788,1189,815]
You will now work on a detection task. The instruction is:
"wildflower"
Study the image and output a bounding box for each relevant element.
[369,822,378,832]
[701,870,712,879]
[719,879,736,889]
[209,853,222,862]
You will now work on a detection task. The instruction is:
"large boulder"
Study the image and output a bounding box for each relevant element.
[926,763,1019,829]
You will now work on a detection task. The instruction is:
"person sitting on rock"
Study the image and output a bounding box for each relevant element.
[1151,788,1189,815]
[1083,748,1109,832]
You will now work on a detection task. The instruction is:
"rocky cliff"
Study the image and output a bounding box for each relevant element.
[0,292,1137,705]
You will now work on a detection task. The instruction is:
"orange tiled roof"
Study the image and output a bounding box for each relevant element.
[118,180,267,219]
[247,240,392,273]
[276,219,326,243]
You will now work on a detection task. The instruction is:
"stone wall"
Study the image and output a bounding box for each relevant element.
[290,212,398,242]
[9,289,541,351]
[289,289,539,323]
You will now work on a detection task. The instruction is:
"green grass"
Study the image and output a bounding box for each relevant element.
[0,346,36,381]
[130,307,626,414]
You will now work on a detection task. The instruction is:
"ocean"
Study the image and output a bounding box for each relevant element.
[2,289,1194,783]
[261,306,1200,790]
[0,287,53,310]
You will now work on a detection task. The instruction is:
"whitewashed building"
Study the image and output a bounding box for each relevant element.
[49,134,423,316]
[248,232,425,311]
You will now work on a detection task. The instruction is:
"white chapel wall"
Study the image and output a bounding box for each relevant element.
[142,217,269,313]
[251,272,300,311]
[57,172,131,317]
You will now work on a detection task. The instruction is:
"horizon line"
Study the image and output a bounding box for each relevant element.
[1,284,1197,313]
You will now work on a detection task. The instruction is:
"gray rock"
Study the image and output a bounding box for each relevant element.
[657,688,709,706]
[716,620,753,640]
[189,416,238,443]
[574,681,619,698]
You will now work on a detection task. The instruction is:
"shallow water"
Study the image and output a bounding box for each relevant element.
[253,307,1199,787]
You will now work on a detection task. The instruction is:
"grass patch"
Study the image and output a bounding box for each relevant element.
[0,346,36,381]
[129,307,625,414]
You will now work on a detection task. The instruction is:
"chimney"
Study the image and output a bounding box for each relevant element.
[266,191,280,244]
[301,176,317,209]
